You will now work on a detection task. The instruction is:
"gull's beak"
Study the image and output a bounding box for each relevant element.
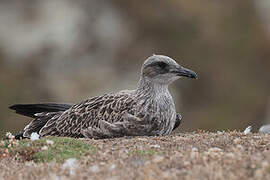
[171,66,198,79]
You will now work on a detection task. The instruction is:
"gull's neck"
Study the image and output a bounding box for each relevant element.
[136,76,170,99]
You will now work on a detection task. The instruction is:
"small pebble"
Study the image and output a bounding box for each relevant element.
[150,144,160,148]
[30,132,40,141]
[243,126,252,135]
[46,140,54,145]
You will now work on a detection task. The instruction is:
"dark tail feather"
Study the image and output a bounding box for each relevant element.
[9,103,73,118]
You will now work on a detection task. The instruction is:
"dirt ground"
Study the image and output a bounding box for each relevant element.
[0,131,270,180]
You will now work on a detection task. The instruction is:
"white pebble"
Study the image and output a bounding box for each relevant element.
[46,140,54,145]
[63,158,78,175]
[150,144,161,148]
[30,132,40,141]
[243,126,252,135]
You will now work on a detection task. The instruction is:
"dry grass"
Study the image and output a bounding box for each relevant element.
[0,131,270,180]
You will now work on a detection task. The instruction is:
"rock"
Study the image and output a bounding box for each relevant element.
[46,140,54,145]
[30,132,40,141]
[243,126,252,135]
[150,144,161,148]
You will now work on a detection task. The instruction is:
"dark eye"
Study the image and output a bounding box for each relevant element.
[156,62,167,69]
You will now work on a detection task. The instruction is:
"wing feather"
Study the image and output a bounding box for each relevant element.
[39,91,136,137]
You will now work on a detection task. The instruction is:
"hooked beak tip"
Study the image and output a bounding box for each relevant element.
[174,67,198,79]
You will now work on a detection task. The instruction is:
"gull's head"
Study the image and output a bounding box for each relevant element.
[141,55,197,84]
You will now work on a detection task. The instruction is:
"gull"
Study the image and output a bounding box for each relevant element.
[10,55,197,139]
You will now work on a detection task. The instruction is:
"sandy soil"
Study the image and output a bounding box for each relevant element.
[0,131,270,180]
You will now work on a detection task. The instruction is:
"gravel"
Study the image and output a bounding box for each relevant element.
[0,131,270,180]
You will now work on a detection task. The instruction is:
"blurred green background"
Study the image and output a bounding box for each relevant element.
[1,0,270,137]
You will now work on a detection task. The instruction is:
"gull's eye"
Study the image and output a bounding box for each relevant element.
[156,62,167,69]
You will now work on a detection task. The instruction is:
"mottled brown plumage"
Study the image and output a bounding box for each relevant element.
[10,55,197,139]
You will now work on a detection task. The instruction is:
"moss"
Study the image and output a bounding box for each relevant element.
[8,136,96,163]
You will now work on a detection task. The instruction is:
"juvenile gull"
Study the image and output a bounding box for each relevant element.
[10,55,197,139]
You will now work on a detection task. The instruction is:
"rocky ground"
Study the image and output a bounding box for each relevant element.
[0,131,270,180]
